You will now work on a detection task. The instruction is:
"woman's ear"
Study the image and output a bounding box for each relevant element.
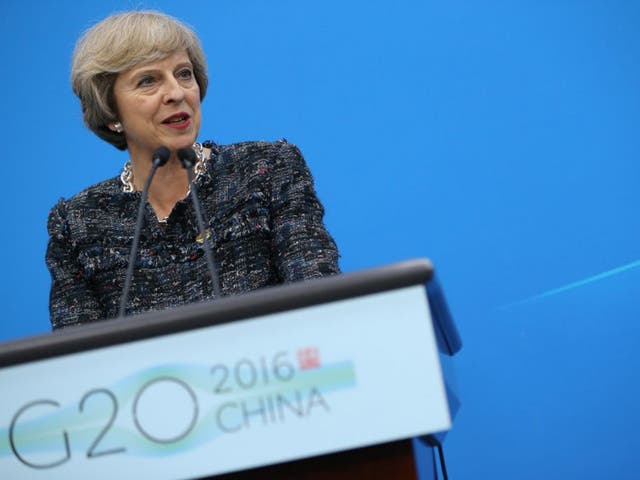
[108,121,124,133]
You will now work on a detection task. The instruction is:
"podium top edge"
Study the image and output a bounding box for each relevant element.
[0,259,434,367]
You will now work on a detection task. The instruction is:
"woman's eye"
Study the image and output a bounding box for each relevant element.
[137,76,155,87]
[178,69,193,80]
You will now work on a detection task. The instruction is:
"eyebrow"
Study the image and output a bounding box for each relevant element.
[130,62,194,77]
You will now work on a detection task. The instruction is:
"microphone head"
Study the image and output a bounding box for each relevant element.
[152,146,171,167]
[177,147,198,169]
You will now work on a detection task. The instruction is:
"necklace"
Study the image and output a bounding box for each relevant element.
[120,142,207,193]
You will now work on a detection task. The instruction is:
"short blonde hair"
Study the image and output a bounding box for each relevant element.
[71,11,208,150]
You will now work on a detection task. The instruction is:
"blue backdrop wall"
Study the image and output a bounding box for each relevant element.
[1,1,639,478]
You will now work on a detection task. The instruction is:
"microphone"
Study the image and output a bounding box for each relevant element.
[118,146,171,318]
[177,146,222,299]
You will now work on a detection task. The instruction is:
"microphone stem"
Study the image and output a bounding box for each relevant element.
[118,163,160,318]
[186,167,222,299]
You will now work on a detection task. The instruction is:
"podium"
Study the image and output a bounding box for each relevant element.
[0,259,461,479]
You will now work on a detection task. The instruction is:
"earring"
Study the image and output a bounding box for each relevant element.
[113,121,123,133]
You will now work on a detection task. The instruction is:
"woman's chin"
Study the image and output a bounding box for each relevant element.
[157,141,194,156]
[166,134,199,152]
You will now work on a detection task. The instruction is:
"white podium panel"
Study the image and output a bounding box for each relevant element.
[0,285,449,479]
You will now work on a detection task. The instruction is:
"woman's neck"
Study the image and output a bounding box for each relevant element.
[129,148,208,222]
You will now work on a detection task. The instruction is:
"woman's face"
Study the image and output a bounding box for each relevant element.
[112,50,201,161]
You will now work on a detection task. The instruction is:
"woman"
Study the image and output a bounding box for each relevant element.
[46,11,340,330]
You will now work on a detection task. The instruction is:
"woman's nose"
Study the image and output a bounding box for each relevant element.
[163,77,185,104]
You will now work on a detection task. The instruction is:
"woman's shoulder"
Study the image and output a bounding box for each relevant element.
[60,176,123,206]
[212,138,298,162]
[47,176,126,232]
[209,138,305,175]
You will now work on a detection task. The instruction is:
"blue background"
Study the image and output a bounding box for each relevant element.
[1,1,639,478]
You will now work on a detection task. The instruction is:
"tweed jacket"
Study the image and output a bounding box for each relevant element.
[46,140,340,330]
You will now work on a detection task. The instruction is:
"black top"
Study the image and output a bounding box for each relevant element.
[46,140,340,330]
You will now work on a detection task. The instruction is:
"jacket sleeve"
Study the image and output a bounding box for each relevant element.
[269,141,340,282]
[45,199,102,330]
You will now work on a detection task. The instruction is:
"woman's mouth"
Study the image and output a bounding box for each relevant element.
[162,113,191,129]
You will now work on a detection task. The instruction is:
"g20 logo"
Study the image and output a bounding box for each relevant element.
[8,351,301,470]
